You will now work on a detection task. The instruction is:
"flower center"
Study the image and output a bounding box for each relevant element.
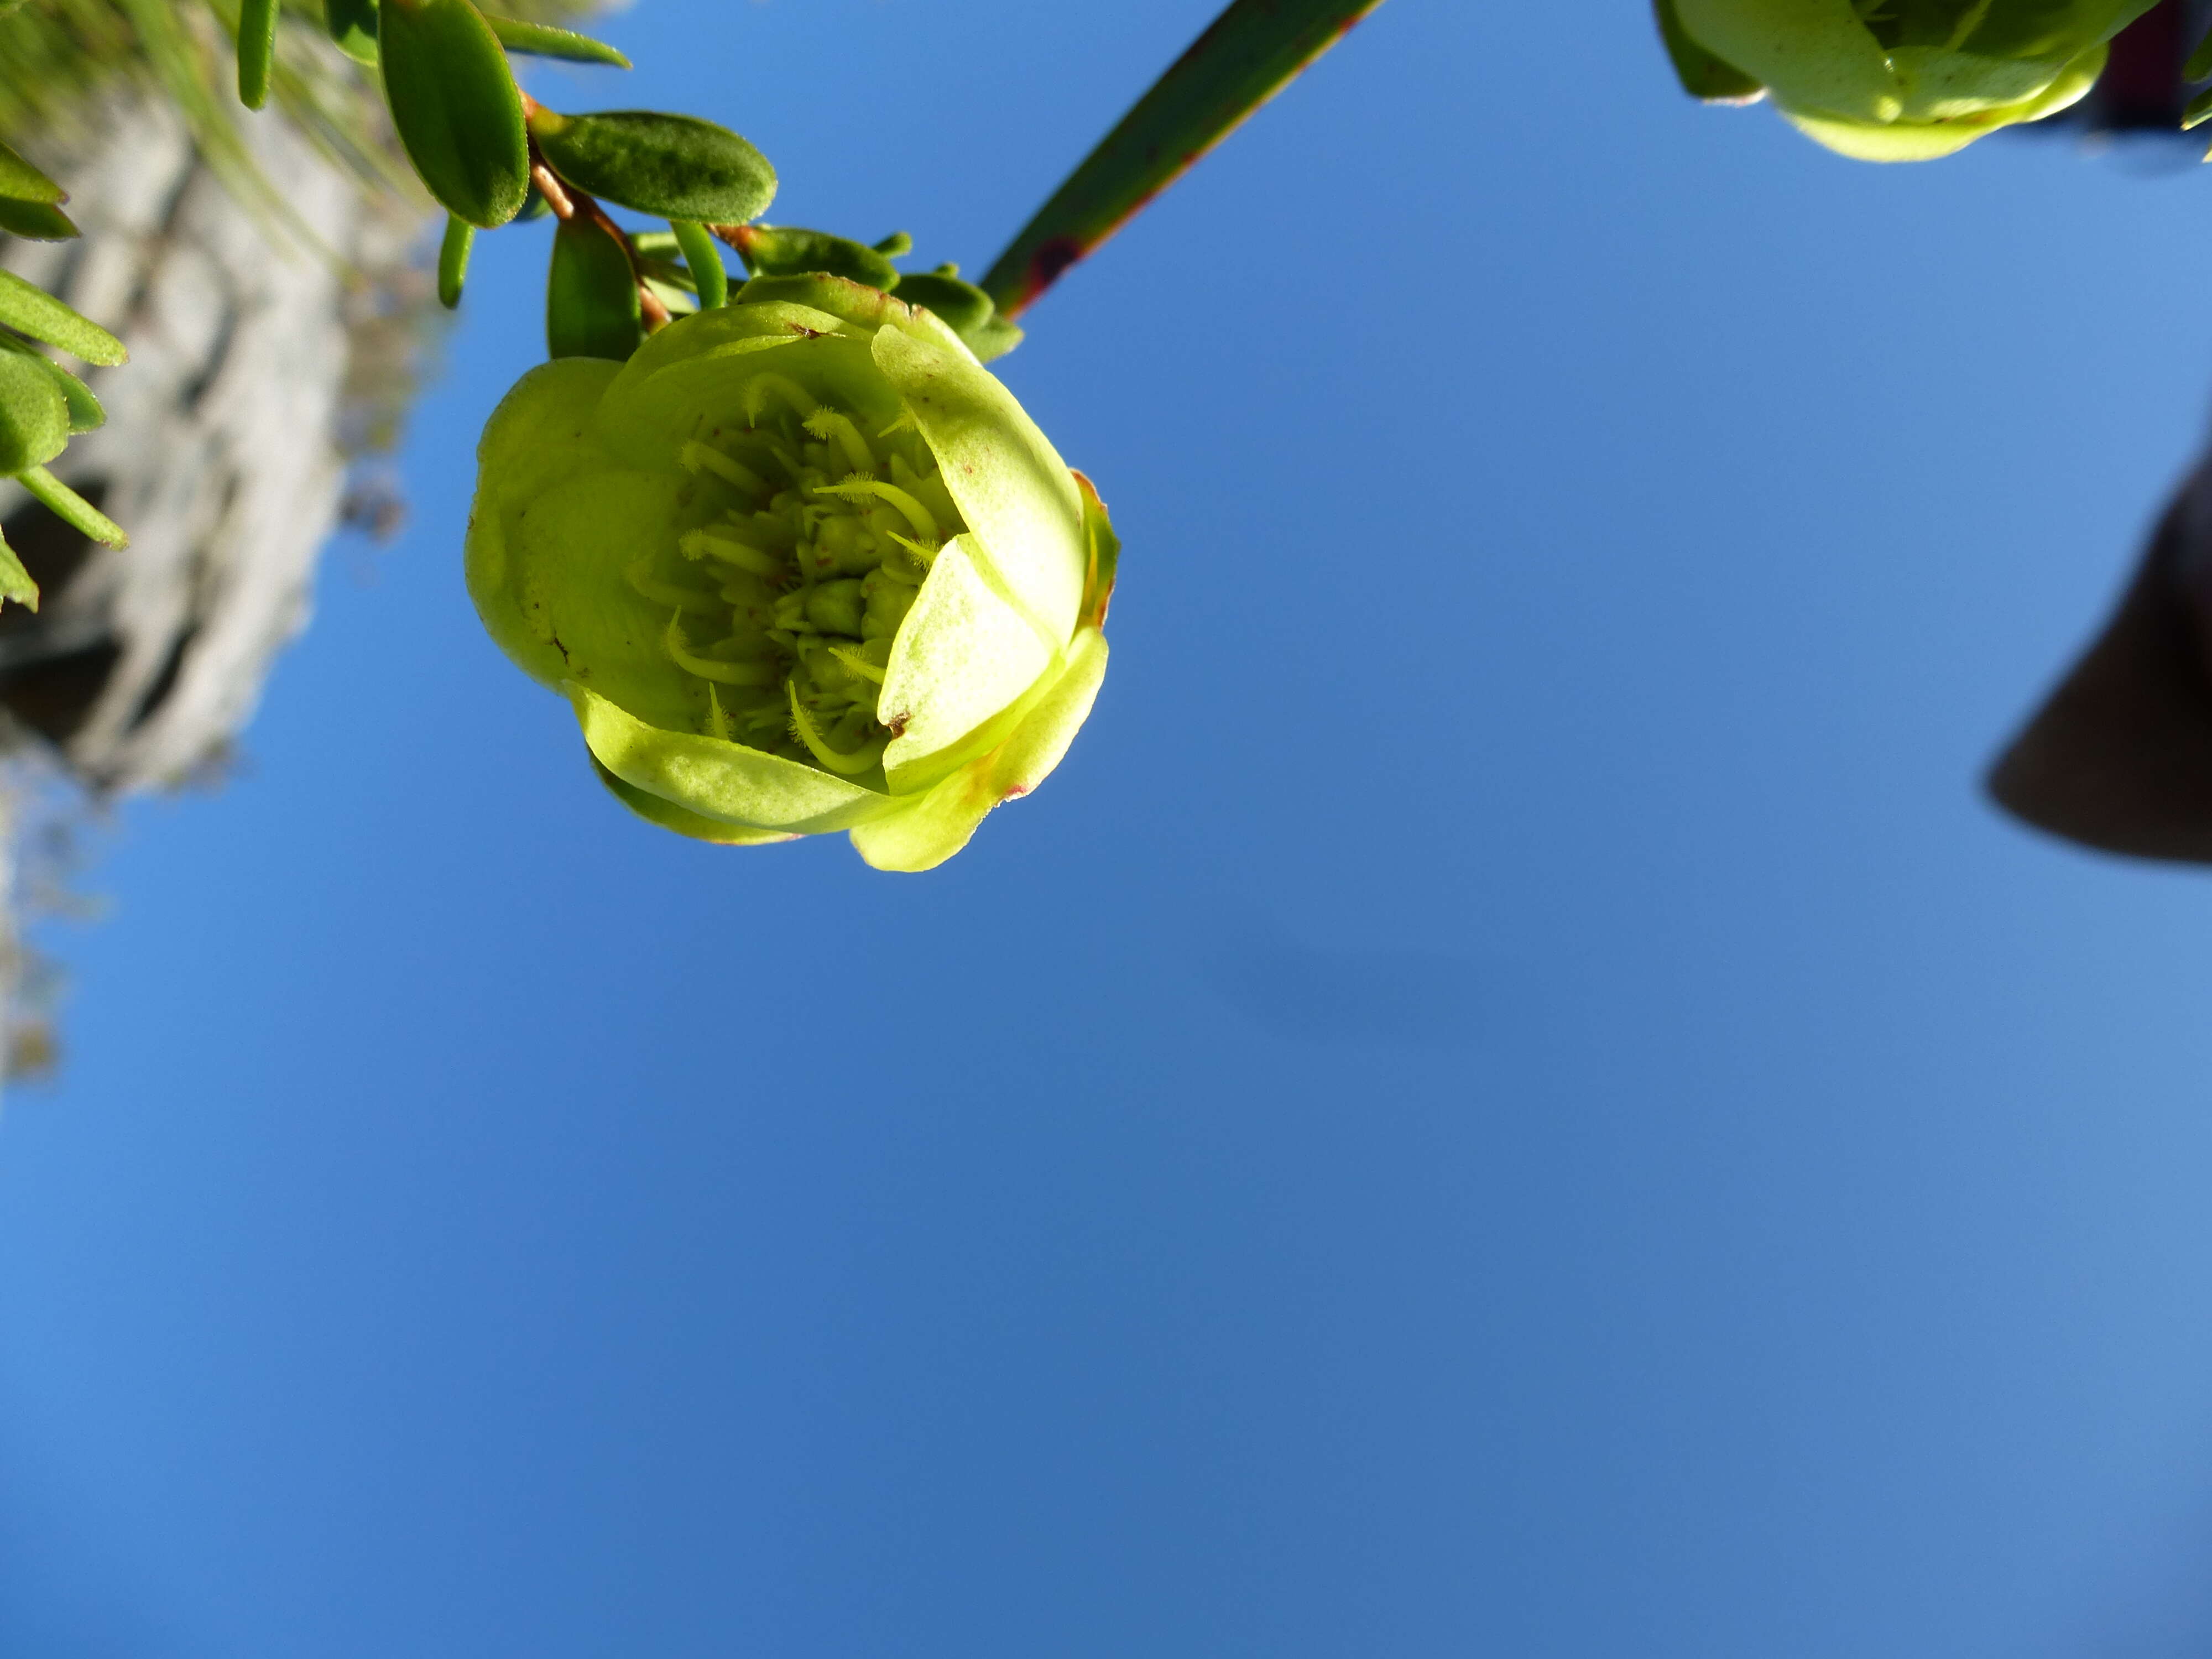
[640,374,966,776]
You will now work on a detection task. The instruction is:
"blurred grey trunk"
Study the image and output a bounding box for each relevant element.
[0,88,432,1077]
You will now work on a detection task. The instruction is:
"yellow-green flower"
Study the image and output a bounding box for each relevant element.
[1661,0,2157,158]
[466,274,1116,871]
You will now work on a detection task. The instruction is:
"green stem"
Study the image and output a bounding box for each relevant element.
[672,219,727,309]
[979,0,1386,320]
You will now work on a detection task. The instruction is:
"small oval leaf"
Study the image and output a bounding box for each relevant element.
[0,336,102,432]
[438,214,473,309]
[0,138,62,205]
[724,223,895,289]
[18,465,127,549]
[0,196,77,239]
[324,0,378,64]
[380,0,529,229]
[0,525,39,614]
[529,107,775,223]
[889,272,993,336]
[479,12,630,67]
[0,352,69,474]
[547,215,643,361]
[237,0,278,108]
[0,270,126,366]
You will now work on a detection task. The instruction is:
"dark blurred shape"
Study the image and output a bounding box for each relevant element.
[1986,458,2212,862]
[2027,0,2212,139]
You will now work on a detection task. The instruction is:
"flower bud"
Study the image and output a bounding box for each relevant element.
[466,274,1117,871]
[1665,0,2157,158]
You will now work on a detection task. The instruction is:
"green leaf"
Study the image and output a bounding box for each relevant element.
[1652,0,1763,101]
[546,214,642,361]
[237,0,278,109]
[528,107,775,224]
[0,523,38,614]
[0,350,68,474]
[479,12,630,67]
[670,218,727,309]
[0,336,102,432]
[979,0,1386,318]
[0,271,125,366]
[0,197,77,240]
[2190,24,2212,82]
[2187,85,2212,130]
[723,223,895,289]
[324,0,378,64]
[889,272,993,337]
[17,466,126,548]
[438,214,473,309]
[379,0,529,228]
[0,138,63,205]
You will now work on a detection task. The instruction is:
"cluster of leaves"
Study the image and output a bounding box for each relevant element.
[243,0,1024,370]
[0,136,128,614]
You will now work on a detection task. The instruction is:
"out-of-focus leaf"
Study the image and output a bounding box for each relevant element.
[963,312,1024,364]
[17,465,127,547]
[380,0,529,228]
[547,213,642,361]
[0,271,126,366]
[439,214,473,309]
[670,218,726,309]
[0,138,63,205]
[480,12,630,67]
[2187,85,2212,130]
[980,0,1385,317]
[0,525,38,614]
[0,336,102,432]
[237,0,278,108]
[872,231,912,258]
[325,0,379,64]
[2187,22,2212,80]
[721,223,894,289]
[0,197,77,239]
[0,349,68,473]
[891,271,993,336]
[1652,0,1764,101]
[529,107,774,223]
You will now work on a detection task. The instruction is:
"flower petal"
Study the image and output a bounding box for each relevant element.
[1673,0,1900,122]
[590,757,799,846]
[871,320,1085,647]
[878,533,1056,790]
[466,357,624,687]
[571,682,889,833]
[852,628,1107,872]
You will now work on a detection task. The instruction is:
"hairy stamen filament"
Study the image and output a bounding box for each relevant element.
[680,528,785,578]
[665,614,782,685]
[679,441,769,495]
[812,479,938,541]
[744,373,817,425]
[628,560,724,614]
[828,643,886,684]
[802,409,876,476]
[787,684,887,775]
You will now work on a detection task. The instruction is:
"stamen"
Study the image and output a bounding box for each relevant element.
[679,441,768,495]
[802,409,876,475]
[744,373,817,424]
[811,480,938,541]
[878,409,917,439]
[680,528,784,578]
[706,684,733,742]
[787,682,887,775]
[886,530,940,569]
[627,560,723,614]
[665,614,780,685]
[828,643,887,684]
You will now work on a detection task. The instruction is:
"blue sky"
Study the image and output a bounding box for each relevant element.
[9,2,2212,1653]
